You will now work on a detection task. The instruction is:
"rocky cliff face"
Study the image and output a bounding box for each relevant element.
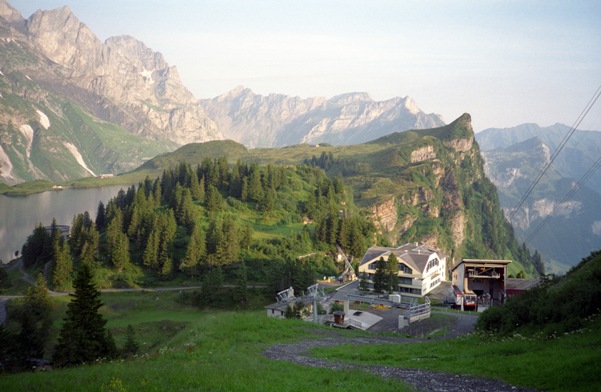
[477,127,601,272]
[24,6,221,145]
[200,87,445,148]
[358,114,531,272]
[0,2,222,183]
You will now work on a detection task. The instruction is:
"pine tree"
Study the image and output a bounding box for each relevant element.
[373,257,388,293]
[206,184,223,212]
[180,224,206,276]
[215,215,240,265]
[106,213,130,272]
[53,265,116,367]
[386,253,399,293]
[96,201,107,231]
[52,240,73,291]
[121,324,139,357]
[143,230,159,269]
[18,274,52,360]
[21,223,51,268]
[358,272,370,291]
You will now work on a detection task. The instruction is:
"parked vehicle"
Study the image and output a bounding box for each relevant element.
[462,290,478,311]
[446,285,478,311]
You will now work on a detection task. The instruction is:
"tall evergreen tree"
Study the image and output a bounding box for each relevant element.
[206,184,223,212]
[18,274,52,361]
[96,201,107,231]
[53,265,116,367]
[180,224,206,276]
[121,324,139,357]
[21,223,51,268]
[52,239,73,291]
[372,257,388,293]
[106,212,130,272]
[386,253,399,293]
[358,272,370,291]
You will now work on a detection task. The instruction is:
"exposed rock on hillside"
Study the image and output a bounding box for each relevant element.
[368,198,398,232]
[0,2,224,183]
[478,126,601,272]
[24,6,221,145]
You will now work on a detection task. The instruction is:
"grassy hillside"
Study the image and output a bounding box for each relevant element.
[1,287,599,391]
[314,251,601,391]
[0,291,408,391]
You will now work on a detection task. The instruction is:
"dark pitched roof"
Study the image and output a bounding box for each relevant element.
[359,243,443,273]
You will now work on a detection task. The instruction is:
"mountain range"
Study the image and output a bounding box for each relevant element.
[1,2,598,274]
[199,87,444,148]
[0,1,443,184]
[476,124,601,273]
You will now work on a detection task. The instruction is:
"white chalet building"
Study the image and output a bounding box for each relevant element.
[358,243,447,297]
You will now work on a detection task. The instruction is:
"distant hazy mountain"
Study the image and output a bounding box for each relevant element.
[476,124,601,273]
[0,1,221,184]
[200,86,445,148]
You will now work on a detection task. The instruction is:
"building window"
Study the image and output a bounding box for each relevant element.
[400,287,422,295]
[368,262,378,271]
[430,278,440,288]
[398,263,412,274]
[399,277,412,285]
[426,258,439,271]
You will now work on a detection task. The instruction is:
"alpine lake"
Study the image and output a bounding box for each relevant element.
[0,185,126,264]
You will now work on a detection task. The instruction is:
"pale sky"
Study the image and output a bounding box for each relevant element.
[10,0,601,132]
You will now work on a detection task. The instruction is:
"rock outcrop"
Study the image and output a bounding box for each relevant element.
[0,2,222,183]
[23,6,221,145]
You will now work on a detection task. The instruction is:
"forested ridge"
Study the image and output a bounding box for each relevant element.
[20,158,375,295]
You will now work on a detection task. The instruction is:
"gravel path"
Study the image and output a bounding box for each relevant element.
[263,316,540,392]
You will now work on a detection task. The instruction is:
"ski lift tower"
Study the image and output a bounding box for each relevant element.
[305,283,327,324]
[336,243,356,282]
[276,287,295,303]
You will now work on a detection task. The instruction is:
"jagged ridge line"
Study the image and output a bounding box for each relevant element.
[508,83,601,222]
[523,154,601,245]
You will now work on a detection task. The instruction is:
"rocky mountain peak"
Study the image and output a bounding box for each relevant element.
[403,96,419,114]
[329,92,372,105]
[26,5,101,70]
[0,0,24,26]
[457,113,472,131]
[105,35,167,72]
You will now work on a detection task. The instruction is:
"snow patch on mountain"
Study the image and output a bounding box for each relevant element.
[0,145,14,181]
[140,68,153,84]
[36,110,50,129]
[19,124,34,158]
[64,142,96,176]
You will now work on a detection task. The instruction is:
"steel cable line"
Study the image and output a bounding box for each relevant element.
[508,84,601,222]
[523,154,601,245]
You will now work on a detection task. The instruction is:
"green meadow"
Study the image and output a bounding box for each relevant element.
[0,291,411,391]
[2,290,600,391]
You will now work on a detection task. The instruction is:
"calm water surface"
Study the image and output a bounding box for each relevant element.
[0,185,126,264]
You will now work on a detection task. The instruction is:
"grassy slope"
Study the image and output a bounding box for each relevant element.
[312,316,601,392]
[0,291,411,391]
[2,288,599,391]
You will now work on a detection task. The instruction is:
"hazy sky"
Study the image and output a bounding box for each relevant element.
[10,0,601,131]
